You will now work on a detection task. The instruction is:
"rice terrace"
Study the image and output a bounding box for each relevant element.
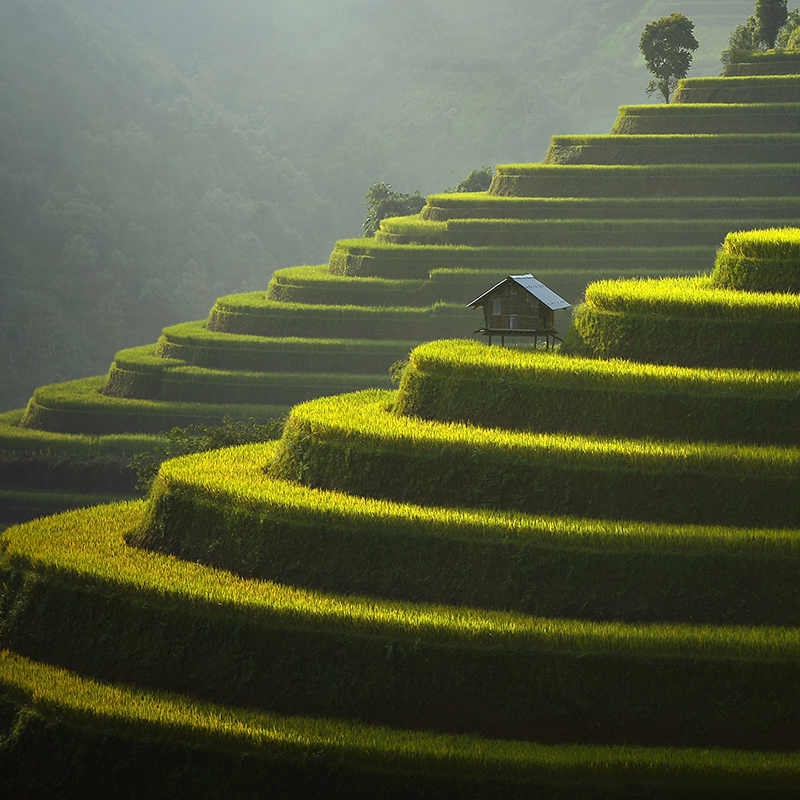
[4,2,800,797]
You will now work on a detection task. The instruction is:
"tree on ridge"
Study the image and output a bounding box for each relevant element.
[755,0,789,48]
[639,13,699,103]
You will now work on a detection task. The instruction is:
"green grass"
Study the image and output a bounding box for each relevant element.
[206,295,469,340]
[490,164,800,198]
[730,51,800,64]
[723,227,800,259]
[5,650,800,796]
[0,408,166,455]
[157,321,420,354]
[677,75,800,88]
[581,275,800,319]
[422,194,800,222]
[155,322,421,373]
[549,133,800,145]
[329,237,711,278]
[494,163,800,176]
[614,103,800,116]
[20,376,286,434]
[272,390,800,527]
[2,499,800,658]
[712,228,800,293]
[544,133,800,165]
[564,274,800,369]
[394,338,800,446]
[132,443,800,625]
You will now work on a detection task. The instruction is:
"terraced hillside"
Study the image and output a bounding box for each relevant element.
[2,227,800,796]
[2,57,800,527]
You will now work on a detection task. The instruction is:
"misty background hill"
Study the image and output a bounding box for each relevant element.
[0,0,755,411]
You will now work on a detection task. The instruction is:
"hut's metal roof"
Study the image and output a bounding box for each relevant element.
[467,274,571,311]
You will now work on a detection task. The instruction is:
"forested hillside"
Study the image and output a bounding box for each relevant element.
[0,0,754,411]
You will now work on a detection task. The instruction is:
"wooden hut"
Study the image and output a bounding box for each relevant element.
[467,274,570,347]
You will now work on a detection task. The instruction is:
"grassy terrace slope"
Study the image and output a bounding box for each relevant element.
[3,228,800,795]
[0,63,797,506]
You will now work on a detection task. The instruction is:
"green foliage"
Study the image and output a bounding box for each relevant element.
[723,5,800,64]
[756,0,789,48]
[639,13,699,102]
[444,166,494,194]
[129,415,283,491]
[722,16,759,65]
[362,182,426,238]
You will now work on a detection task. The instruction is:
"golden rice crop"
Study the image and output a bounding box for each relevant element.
[281,390,800,477]
[407,339,800,398]
[584,275,800,320]
[3,499,800,658]
[152,442,800,555]
[724,228,800,260]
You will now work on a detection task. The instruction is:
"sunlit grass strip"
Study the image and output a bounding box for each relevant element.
[111,344,179,372]
[0,410,166,455]
[4,500,800,658]
[210,293,457,318]
[150,444,800,555]
[404,339,800,398]
[162,369,386,388]
[677,76,800,88]
[422,194,800,222]
[273,391,800,527]
[377,216,445,235]
[395,340,800,447]
[158,320,419,353]
[489,164,800,199]
[731,51,800,64]
[426,193,800,207]
[615,102,800,116]
[155,322,420,374]
[3,652,799,791]
[21,376,284,434]
[712,228,800,293]
[332,238,707,258]
[138,444,800,624]
[495,163,800,176]
[549,133,800,146]
[583,275,800,320]
[267,265,438,307]
[279,390,800,478]
[443,218,789,234]
[25,377,283,418]
[268,264,428,291]
[724,227,800,259]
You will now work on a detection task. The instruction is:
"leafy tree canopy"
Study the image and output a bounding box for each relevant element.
[444,166,494,194]
[362,182,426,237]
[755,0,789,48]
[722,2,799,63]
[639,13,699,103]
